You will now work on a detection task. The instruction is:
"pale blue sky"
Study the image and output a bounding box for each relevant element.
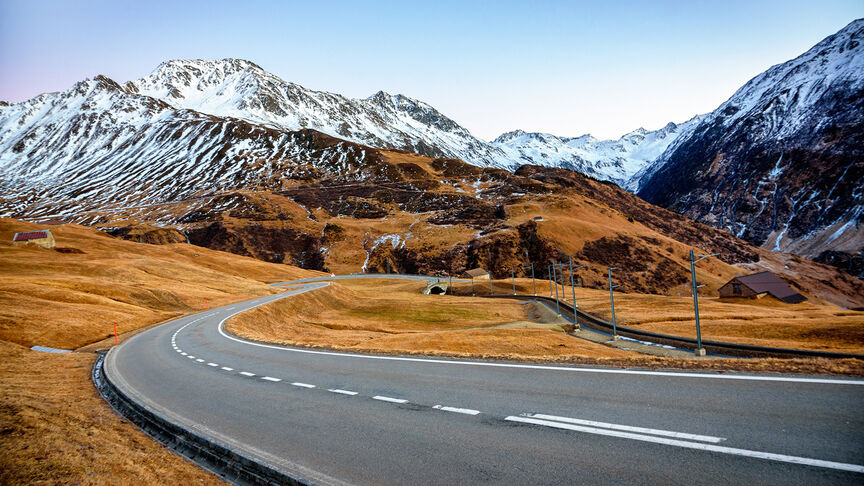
[1,1,861,139]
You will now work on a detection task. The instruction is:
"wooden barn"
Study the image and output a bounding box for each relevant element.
[462,268,490,280]
[718,271,807,304]
[12,229,55,249]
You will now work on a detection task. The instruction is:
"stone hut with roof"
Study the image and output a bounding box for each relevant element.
[718,271,807,304]
[12,229,55,249]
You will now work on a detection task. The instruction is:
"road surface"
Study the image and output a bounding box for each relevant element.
[105,276,864,485]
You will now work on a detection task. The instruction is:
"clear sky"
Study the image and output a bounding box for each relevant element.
[1,1,861,140]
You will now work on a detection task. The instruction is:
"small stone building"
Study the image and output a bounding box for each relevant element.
[462,268,490,280]
[718,271,807,304]
[12,229,55,249]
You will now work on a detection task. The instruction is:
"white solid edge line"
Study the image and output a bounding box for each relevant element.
[239,371,255,377]
[291,382,316,388]
[220,367,234,371]
[373,395,408,404]
[527,413,725,443]
[328,389,358,395]
[261,376,281,382]
[433,405,481,415]
[217,326,864,385]
[505,416,864,473]
[209,289,863,386]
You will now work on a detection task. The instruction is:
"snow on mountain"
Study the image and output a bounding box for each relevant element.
[127,59,511,169]
[490,118,701,186]
[127,58,695,185]
[0,75,387,222]
[636,18,864,260]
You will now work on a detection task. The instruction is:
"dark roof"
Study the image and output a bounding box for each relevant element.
[463,268,489,277]
[13,230,50,241]
[732,271,807,304]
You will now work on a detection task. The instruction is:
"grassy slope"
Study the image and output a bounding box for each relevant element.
[227,279,634,359]
[508,279,864,354]
[0,218,321,484]
[0,218,320,349]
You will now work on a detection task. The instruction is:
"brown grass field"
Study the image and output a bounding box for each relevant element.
[452,278,864,354]
[2,218,862,483]
[0,218,320,484]
[229,278,863,374]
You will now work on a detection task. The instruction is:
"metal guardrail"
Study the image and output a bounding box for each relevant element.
[489,294,864,360]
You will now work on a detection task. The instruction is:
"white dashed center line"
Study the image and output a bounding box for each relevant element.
[261,376,281,382]
[433,405,481,415]
[239,371,256,377]
[195,359,205,363]
[373,396,408,404]
[291,382,316,388]
[207,362,219,367]
[328,389,358,396]
[220,367,234,371]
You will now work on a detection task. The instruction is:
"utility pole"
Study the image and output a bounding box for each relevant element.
[552,262,560,315]
[569,257,576,327]
[570,263,592,328]
[608,267,620,340]
[548,265,553,298]
[511,269,516,295]
[531,263,536,297]
[690,250,719,356]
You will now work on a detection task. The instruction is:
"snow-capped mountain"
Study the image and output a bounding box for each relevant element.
[125,59,510,169]
[636,18,864,261]
[124,58,682,183]
[0,75,389,222]
[490,118,701,186]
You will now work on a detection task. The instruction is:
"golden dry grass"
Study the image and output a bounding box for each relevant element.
[0,218,323,483]
[0,218,322,349]
[481,278,864,354]
[0,341,225,484]
[229,279,634,359]
[231,278,864,374]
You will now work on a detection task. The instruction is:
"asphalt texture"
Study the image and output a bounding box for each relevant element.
[106,275,864,485]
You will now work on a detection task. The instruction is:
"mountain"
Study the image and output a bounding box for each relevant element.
[124,58,690,184]
[635,19,864,267]
[0,75,398,223]
[490,118,701,187]
[1,67,862,307]
[125,59,510,169]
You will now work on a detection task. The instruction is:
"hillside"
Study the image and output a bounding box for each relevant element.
[0,218,320,349]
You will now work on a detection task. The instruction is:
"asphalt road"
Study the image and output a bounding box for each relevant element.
[106,276,864,485]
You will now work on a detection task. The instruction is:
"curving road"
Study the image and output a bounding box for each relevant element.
[105,275,864,485]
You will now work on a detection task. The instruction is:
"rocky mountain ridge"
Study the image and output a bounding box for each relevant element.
[637,18,864,265]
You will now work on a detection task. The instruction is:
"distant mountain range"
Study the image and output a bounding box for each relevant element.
[0,19,861,272]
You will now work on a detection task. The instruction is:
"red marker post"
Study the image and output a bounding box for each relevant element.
[114,323,118,345]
